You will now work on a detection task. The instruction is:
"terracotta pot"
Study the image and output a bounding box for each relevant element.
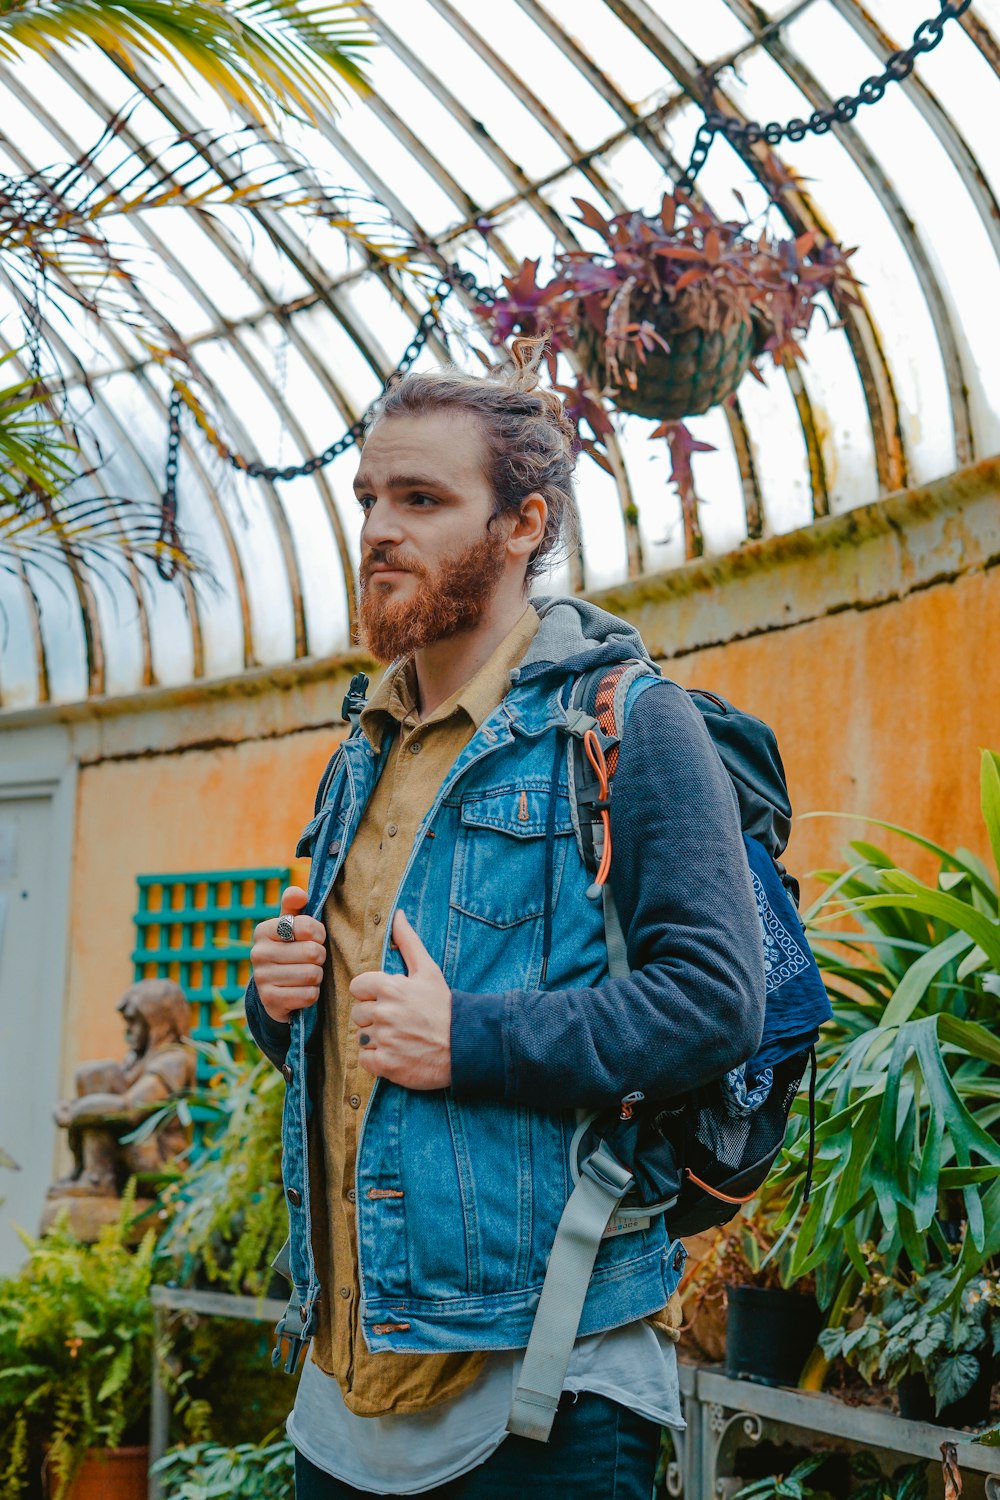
[50,1446,149,1500]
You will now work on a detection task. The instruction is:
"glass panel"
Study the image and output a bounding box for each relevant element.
[23,555,89,704]
[465,0,623,146]
[732,360,815,537]
[363,47,515,208]
[729,44,957,481]
[788,6,998,459]
[0,570,45,711]
[379,0,569,179]
[644,0,753,60]
[332,93,465,236]
[573,445,629,591]
[190,340,297,666]
[535,0,672,103]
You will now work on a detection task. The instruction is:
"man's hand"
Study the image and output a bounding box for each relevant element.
[349,910,452,1089]
[250,886,327,1023]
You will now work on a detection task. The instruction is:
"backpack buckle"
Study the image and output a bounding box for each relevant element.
[562,707,597,739]
[271,1288,314,1375]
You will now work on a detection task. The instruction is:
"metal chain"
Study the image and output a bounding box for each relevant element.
[157,265,493,580]
[678,0,973,193]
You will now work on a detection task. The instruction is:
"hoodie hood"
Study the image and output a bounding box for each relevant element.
[512,595,657,687]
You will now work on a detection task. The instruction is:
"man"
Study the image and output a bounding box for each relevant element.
[246,345,766,1497]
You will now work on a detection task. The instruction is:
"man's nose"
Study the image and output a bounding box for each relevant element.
[360,497,404,549]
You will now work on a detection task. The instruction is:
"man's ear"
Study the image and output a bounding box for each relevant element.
[506,492,547,566]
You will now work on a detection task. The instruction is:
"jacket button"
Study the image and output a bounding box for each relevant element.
[287,1188,302,1207]
[672,1244,685,1272]
[349,1094,361,1109]
[347,1189,356,1203]
[281,1063,293,1083]
[329,839,341,855]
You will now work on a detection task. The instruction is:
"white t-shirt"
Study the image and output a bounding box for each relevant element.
[286,1320,686,1496]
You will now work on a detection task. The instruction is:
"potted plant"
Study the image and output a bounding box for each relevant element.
[150,1433,293,1500]
[762,749,1000,1391]
[0,1193,154,1500]
[819,1262,998,1428]
[677,1194,821,1387]
[476,188,858,544]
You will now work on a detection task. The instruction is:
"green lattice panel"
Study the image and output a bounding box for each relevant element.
[132,867,289,1091]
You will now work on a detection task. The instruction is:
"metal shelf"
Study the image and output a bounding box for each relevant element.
[669,1362,1000,1499]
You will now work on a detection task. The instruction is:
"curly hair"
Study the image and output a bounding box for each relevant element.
[363,337,579,582]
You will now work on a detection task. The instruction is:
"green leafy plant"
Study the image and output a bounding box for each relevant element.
[848,1455,928,1500]
[0,1,373,128]
[731,1454,834,1500]
[762,749,1000,1374]
[820,1263,998,1416]
[154,1014,286,1297]
[0,1191,156,1500]
[150,1434,294,1500]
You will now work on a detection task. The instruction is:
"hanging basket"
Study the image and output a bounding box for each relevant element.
[575,280,755,423]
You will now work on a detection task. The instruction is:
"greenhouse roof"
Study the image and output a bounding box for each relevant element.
[1,0,998,710]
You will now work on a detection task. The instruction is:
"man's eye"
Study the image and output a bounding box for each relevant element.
[357,494,375,511]
[409,493,438,507]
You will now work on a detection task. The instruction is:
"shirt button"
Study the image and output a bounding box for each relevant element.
[339,1286,351,1299]
[347,1188,357,1203]
[387,823,398,837]
[373,911,381,926]
[287,1188,302,1207]
[349,1094,361,1109]
[409,741,422,755]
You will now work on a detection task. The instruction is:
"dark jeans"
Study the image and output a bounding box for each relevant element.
[293,1391,661,1498]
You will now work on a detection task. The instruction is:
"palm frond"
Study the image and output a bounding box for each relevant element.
[0,1,373,125]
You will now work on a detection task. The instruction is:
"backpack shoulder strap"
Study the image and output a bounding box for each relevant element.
[565,659,660,979]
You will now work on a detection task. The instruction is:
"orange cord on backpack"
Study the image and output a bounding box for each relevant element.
[583,728,612,888]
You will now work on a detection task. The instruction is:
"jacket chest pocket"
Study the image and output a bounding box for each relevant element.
[450,784,576,929]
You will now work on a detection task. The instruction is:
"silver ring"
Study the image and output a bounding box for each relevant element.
[276,913,296,943]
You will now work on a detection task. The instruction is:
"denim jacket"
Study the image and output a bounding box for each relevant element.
[245,598,766,1355]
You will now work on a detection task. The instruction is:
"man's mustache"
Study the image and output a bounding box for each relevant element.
[360,548,425,582]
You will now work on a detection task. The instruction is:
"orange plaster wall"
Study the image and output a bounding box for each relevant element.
[660,566,998,907]
[65,724,346,1073]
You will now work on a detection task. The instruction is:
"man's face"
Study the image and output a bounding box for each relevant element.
[353,411,513,663]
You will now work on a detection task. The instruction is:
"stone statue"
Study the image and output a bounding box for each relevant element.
[42,979,196,1240]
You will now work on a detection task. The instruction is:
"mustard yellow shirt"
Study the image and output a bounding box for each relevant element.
[308,604,540,1415]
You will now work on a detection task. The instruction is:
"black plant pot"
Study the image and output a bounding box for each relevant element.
[898,1348,994,1428]
[725,1285,823,1388]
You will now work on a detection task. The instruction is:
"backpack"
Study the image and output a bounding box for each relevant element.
[509,661,832,1441]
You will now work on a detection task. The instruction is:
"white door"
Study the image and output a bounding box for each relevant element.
[0,793,62,1273]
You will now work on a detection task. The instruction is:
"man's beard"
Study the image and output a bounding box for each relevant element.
[357,527,508,664]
